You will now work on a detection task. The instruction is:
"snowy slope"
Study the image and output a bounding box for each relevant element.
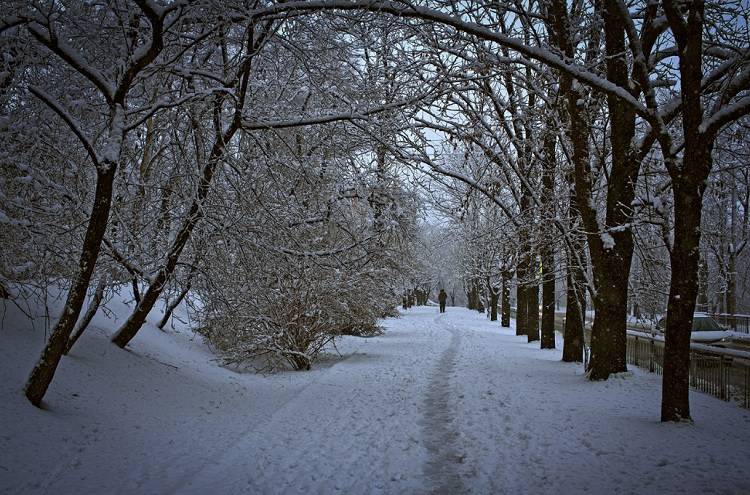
[1,297,749,494]
[0,290,327,493]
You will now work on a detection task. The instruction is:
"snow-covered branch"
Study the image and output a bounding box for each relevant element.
[27,23,114,103]
[27,86,101,168]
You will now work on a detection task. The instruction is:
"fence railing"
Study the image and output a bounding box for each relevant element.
[622,332,750,409]
[708,313,750,334]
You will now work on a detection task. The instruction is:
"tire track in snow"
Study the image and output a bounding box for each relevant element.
[420,318,467,494]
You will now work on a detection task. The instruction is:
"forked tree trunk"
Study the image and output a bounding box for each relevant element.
[25,166,117,406]
[23,3,166,405]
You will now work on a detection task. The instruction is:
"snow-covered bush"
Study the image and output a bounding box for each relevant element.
[192,120,417,370]
[200,269,336,371]
[197,253,398,371]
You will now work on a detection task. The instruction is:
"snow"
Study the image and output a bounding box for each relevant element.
[601,232,615,250]
[2,297,749,494]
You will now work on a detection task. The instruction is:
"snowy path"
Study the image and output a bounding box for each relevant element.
[174,309,443,494]
[421,320,467,494]
[2,303,750,494]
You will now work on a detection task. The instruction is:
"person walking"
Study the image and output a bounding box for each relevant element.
[438,288,447,313]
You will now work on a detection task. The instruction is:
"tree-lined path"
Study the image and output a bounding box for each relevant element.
[3,299,750,494]
[115,307,750,494]
[4,2,750,492]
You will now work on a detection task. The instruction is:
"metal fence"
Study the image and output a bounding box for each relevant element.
[708,313,750,334]
[623,332,750,409]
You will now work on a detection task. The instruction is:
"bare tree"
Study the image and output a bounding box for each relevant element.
[17,1,180,407]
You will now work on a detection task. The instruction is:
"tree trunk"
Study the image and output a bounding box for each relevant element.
[466,282,475,310]
[697,255,709,312]
[660,0,710,422]
[131,278,141,304]
[583,0,637,380]
[64,276,107,355]
[662,175,706,421]
[543,0,605,367]
[527,268,540,343]
[501,271,511,327]
[587,252,630,378]
[562,258,586,362]
[541,251,556,349]
[540,122,556,349]
[474,279,485,313]
[112,156,215,348]
[516,273,528,337]
[516,218,532,336]
[545,0,637,378]
[112,98,245,348]
[158,284,190,330]
[727,249,736,320]
[158,260,197,329]
[489,282,499,322]
[24,166,116,406]
[110,18,269,348]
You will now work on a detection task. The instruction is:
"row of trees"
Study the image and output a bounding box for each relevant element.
[379,0,749,422]
[1,2,430,404]
[2,1,749,423]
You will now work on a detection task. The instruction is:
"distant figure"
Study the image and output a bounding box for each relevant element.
[438,289,447,313]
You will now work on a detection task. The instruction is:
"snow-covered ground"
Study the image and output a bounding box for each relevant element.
[2,296,749,494]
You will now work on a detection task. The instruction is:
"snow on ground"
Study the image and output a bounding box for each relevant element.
[1,296,749,494]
